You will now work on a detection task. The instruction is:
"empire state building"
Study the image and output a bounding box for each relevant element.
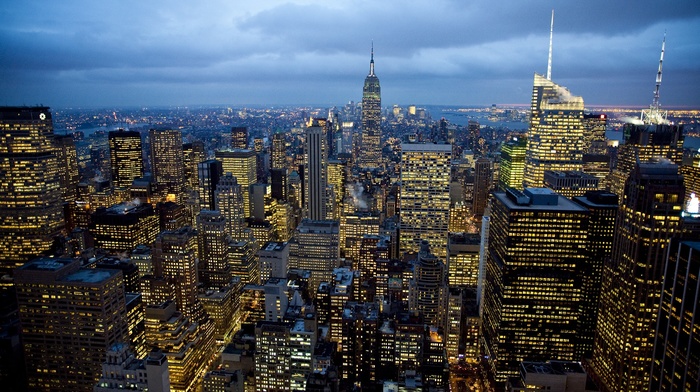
[359,45,381,169]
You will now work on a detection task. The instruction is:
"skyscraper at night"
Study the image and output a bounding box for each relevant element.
[523,74,585,187]
[0,107,64,273]
[109,129,144,189]
[359,45,381,169]
[215,149,257,217]
[231,126,248,150]
[304,120,329,220]
[399,142,451,258]
[150,129,185,202]
[498,136,527,190]
[590,161,684,392]
[482,188,588,384]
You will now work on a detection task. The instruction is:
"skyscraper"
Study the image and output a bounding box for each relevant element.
[482,188,588,384]
[650,241,700,391]
[408,240,448,329]
[359,45,381,169]
[590,161,684,392]
[0,107,64,273]
[197,210,231,289]
[109,129,144,189]
[473,157,493,217]
[271,132,287,170]
[198,159,223,211]
[523,74,585,187]
[215,149,257,217]
[304,120,329,220]
[15,258,128,391]
[231,126,248,150]
[54,134,80,231]
[150,129,185,202]
[498,136,527,190]
[399,143,451,258]
[215,173,247,242]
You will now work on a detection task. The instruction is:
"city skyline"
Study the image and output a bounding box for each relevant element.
[1,1,700,108]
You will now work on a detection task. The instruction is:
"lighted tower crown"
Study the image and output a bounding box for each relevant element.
[359,43,382,169]
[641,34,668,125]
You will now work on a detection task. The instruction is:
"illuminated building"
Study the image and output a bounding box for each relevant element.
[215,173,248,241]
[506,361,595,392]
[394,313,425,375]
[498,137,527,190]
[422,327,448,388]
[15,258,128,391]
[90,201,159,253]
[582,113,607,155]
[523,74,585,187]
[448,201,470,233]
[327,159,347,219]
[198,159,223,211]
[571,191,617,359]
[199,282,238,345]
[650,241,700,391]
[109,129,144,189]
[0,107,64,273]
[447,233,480,288]
[197,210,232,288]
[543,170,599,198]
[131,244,153,278]
[255,321,291,391]
[271,132,287,170]
[591,162,684,392]
[340,302,379,387]
[342,210,380,263]
[258,241,290,282]
[289,219,339,293]
[144,301,215,392]
[357,234,389,302]
[157,200,187,231]
[289,316,318,391]
[359,45,381,169]
[399,143,451,258]
[482,188,588,384]
[231,126,248,149]
[54,134,80,231]
[94,344,170,392]
[473,157,493,217]
[202,370,244,392]
[153,227,204,323]
[149,129,185,202]
[445,288,462,362]
[609,123,683,197]
[215,149,256,217]
[183,141,205,191]
[304,121,329,220]
[229,239,260,285]
[408,241,447,329]
[467,120,480,153]
[270,168,288,202]
[329,268,356,346]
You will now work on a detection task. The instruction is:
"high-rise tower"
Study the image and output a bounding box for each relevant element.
[590,161,684,391]
[150,129,185,203]
[304,120,329,220]
[399,143,451,258]
[109,129,144,189]
[0,107,64,273]
[359,44,381,169]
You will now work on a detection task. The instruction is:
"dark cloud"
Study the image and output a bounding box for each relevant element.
[0,0,699,107]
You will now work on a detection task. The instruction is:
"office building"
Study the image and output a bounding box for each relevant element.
[591,162,684,392]
[197,210,232,288]
[447,233,480,288]
[543,170,599,199]
[473,157,493,217]
[258,241,290,282]
[359,45,382,169]
[482,188,588,384]
[198,159,223,211]
[215,173,248,241]
[109,129,144,189]
[498,136,527,190]
[90,201,159,253]
[215,149,257,217]
[183,140,206,191]
[94,344,170,392]
[54,134,80,231]
[149,129,185,202]
[304,121,329,220]
[255,321,292,390]
[650,241,700,391]
[523,74,585,187]
[399,143,451,258]
[271,132,286,170]
[15,258,128,391]
[408,240,448,329]
[506,361,598,392]
[231,126,248,150]
[0,107,64,273]
[229,239,260,285]
[289,219,340,292]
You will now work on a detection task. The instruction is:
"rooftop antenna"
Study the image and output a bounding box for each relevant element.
[369,40,375,76]
[641,32,668,125]
[547,9,554,80]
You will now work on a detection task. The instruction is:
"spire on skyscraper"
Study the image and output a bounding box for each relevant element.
[547,9,554,80]
[369,41,375,76]
[641,33,668,125]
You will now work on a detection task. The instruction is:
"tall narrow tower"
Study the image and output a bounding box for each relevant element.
[150,129,185,202]
[109,129,144,189]
[359,44,382,169]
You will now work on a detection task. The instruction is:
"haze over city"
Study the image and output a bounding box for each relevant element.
[2,0,700,108]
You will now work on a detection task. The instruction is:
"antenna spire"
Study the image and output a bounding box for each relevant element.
[369,41,375,76]
[547,9,554,80]
[652,32,665,111]
[641,33,668,125]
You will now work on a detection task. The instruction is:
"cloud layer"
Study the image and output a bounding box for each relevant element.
[1,0,699,107]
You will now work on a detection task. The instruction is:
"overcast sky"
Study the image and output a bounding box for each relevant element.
[1,0,699,108]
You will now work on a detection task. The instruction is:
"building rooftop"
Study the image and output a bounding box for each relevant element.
[63,268,120,284]
[496,188,587,212]
[18,257,76,272]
